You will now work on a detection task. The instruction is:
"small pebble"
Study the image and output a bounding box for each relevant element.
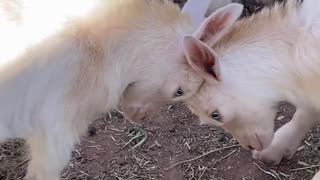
[297,161,309,167]
[276,115,285,121]
[297,145,305,152]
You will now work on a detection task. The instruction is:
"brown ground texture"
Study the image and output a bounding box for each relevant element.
[1,0,320,180]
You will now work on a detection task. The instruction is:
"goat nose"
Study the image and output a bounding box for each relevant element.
[248,146,254,150]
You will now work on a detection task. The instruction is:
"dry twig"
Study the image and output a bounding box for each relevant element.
[253,163,280,180]
[214,149,237,164]
[164,144,240,170]
[290,165,320,172]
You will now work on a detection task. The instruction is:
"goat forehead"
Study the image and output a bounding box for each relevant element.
[197,85,239,107]
[191,93,214,111]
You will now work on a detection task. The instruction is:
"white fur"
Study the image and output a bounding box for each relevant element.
[0,0,236,179]
[313,170,320,180]
[186,0,320,169]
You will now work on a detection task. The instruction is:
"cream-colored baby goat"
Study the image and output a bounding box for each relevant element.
[185,0,320,176]
[0,0,244,179]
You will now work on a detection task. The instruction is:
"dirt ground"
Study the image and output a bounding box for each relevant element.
[1,0,320,180]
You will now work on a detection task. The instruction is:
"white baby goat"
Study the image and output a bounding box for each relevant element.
[0,0,244,179]
[185,0,320,178]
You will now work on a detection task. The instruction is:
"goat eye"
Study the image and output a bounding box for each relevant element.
[211,110,221,121]
[175,87,184,97]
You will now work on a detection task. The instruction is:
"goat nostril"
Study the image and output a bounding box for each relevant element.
[248,145,254,150]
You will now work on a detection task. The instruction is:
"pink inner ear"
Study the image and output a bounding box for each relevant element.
[184,36,219,81]
[199,48,219,80]
[199,11,231,42]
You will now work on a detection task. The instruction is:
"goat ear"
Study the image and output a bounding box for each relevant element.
[194,3,243,47]
[181,0,212,28]
[205,0,233,17]
[183,36,220,83]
